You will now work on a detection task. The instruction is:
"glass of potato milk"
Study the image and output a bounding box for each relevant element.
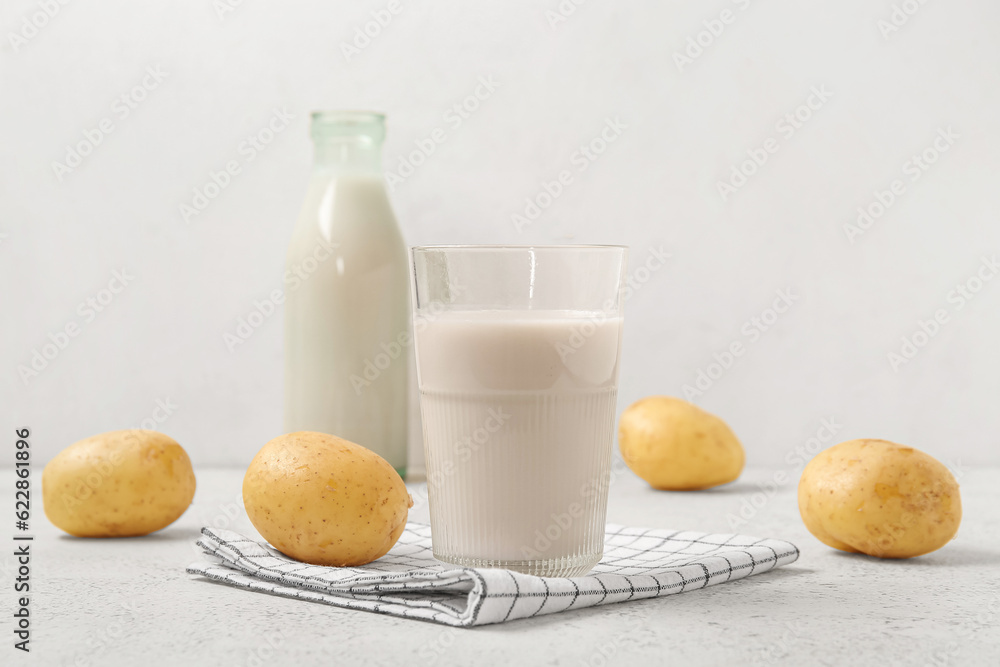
[411,245,627,576]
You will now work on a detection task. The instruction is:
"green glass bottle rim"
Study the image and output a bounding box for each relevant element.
[310,111,386,142]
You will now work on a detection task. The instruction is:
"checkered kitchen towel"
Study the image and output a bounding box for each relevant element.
[188,523,798,626]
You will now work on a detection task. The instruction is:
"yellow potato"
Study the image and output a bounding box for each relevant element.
[43,430,196,537]
[618,396,744,490]
[243,431,412,566]
[798,439,961,558]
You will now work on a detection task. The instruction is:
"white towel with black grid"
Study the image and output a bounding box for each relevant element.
[187,523,799,626]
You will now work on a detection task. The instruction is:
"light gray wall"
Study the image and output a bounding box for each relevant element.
[3,0,998,472]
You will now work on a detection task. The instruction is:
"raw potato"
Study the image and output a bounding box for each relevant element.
[43,430,196,537]
[243,431,412,566]
[798,439,962,558]
[618,396,745,490]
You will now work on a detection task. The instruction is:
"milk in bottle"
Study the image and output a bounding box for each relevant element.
[284,111,408,475]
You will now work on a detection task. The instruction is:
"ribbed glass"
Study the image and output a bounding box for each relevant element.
[423,387,616,576]
[411,246,627,577]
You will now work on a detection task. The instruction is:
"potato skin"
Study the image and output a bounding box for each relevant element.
[243,432,412,566]
[42,430,196,537]
[798,439,961,558]
[618,396,744,490]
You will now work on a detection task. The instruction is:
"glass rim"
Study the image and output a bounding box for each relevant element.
[411,244,628,251]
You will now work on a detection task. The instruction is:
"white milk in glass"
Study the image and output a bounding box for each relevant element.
[415,309,623,573]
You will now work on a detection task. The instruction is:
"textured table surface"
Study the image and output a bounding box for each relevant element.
[10,466,999,666]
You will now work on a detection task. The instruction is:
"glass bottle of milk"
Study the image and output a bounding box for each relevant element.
[284,111,408,476]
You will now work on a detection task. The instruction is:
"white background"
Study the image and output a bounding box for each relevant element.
[2,0,998,471]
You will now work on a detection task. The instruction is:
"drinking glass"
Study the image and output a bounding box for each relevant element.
[410,245,627,577]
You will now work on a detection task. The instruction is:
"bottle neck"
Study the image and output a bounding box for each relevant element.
[312,137,382,173]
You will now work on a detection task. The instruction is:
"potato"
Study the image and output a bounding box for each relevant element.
[798,439,961,558]
[618,396,744,490]
[43,430,196,537]
[243,431,412,566]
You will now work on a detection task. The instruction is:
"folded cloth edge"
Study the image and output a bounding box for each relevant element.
[189,527,484,624]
